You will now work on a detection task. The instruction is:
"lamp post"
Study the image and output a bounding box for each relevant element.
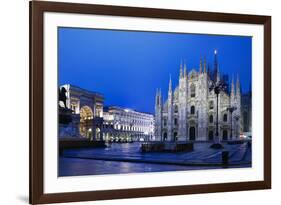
[209,80,227,149]
[226,106,237,140]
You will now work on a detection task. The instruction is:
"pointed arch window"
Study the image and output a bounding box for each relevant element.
[209,101,214,109]
[190,106,195,115]
[209,115,213,123]
[163,118,167,126]
[190,84,196,97]
[223,113,228,122]
[174,105,178,113]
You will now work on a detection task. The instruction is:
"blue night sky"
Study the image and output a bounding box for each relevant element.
[58,27,252,114]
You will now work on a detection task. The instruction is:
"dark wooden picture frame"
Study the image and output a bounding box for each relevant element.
[30,1,271,204]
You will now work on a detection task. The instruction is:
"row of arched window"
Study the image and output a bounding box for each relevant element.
[163,113,228,126]
[209,113,228,123]
[173,101,214,114]
[163,118,178,126]
[173,105,196,114]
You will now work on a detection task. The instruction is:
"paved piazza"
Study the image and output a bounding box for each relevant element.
[59,142,251,176]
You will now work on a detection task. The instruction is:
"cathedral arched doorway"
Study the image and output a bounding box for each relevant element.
[79,106,93,138]
[223,130,228,140]
[208,130,214,141]
[189,127,196,141]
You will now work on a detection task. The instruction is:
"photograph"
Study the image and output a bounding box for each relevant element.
[58,27,252,177]
[28,1,272,203]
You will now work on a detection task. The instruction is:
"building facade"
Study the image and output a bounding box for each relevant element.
[59,84,104,140]
[103,106,154,142]
[155,52,242,142]
[59,85,154,142]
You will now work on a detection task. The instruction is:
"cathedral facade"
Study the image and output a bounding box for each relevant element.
[154,52,242,142]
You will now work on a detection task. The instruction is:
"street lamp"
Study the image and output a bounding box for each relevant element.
[209,79,227,149]
[234,116,240,139]
[226,106,237,140]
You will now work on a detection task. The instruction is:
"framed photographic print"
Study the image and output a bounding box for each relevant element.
[30,0,271,204]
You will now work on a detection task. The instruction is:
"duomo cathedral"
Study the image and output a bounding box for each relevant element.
[154,51,243,142]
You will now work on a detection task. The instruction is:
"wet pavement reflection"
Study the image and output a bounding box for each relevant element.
[59,142,251,176]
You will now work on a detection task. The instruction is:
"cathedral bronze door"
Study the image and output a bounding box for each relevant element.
[189,127,196,140]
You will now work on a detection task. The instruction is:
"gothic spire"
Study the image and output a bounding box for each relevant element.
[231,75,235,97]
[159,88,162,104]
[207,63,211,77]
[180,60,183,78]
[155,88,159,106]
[204,57,207,73]
[184,60,187,78]
[169,74,172,93]
[236,74,240,96]
[199,57,202,73]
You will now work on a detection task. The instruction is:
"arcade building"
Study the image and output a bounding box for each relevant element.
[58,84,154,142]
